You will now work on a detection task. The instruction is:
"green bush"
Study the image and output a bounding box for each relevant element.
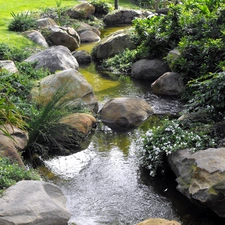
[185,71,225,119]
[8,11,37,32]
[0,157,40,193]
[140,119,217,176]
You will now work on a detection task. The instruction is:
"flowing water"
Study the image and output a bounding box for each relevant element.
[42,27,225,225]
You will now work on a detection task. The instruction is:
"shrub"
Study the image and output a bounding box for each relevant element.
[185,71,225,120]
[8,11,37,32]
[140,119,217,177]
[0,157,40,193]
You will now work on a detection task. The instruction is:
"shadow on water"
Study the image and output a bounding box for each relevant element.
[40,26,225,225]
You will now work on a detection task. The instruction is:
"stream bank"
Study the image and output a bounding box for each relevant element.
[41,26,225,225]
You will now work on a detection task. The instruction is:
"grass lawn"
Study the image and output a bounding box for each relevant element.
[0,0,139,48]
[0,0,77,47]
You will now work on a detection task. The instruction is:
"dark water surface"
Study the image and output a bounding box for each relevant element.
[43,27,225,225]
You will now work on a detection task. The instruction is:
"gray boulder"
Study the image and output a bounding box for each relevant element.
[131,59,170,80]
[23,30,49,47]
[100,97,154,131]
[0,180,71,225]
[31,68,98,112]
[80,30,101,43]
[36,17,57,28]
[24,45,79,73]
[92,29,135,61]
[168,148,225,217]
[72,50,92,64]
[151,72,185,96]
[0,60,18,73]
[67,3,95,19]
[103,9,142,26]
[42,25,80,51]
[76,21,101,37]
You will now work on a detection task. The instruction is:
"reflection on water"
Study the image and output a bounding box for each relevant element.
[44,127,179,225]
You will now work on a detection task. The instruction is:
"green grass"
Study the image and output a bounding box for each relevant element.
[0,0,77,47]
[0,0,139,48]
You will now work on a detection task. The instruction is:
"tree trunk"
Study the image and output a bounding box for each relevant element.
[114,0,119,10]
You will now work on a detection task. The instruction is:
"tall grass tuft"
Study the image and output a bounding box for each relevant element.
[24,80,85,159]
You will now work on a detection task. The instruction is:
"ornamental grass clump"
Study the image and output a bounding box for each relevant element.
[140,119,217,177]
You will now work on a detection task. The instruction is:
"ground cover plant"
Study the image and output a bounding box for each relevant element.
[0,157,40,195]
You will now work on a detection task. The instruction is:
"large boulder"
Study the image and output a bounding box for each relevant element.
[137,218,181,225]
[24,45,79,73]
[103,9,142,26]
[151,72,185,96]
[168,148,225,217]
[0,124,28,167]
[59,113,96,135]
[0,180,71,225]
[42,25,80,51]
[80,30,101,43]
[67,3,95,19]
[76,21,101,37]
[31,69,98,112]
[0,60,18,73]
[99,97,154,131]
[92,29,135,61]
[23,30,49,47]
[131,59,170,80]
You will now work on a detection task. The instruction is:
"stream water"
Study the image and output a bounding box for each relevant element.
[42,27,225,225]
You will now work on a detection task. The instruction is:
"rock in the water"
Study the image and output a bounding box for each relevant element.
[92,29,135,61]
[0,180,71,225]
[168,148,225,217]
[100,97,154,131]
[137,218,181,225]
[59,113,96,135]
[72,50,92,65]
[131,59,170,80]
[151,72,185,96]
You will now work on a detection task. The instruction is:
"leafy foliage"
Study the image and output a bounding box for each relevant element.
[102,48,138,74]
[0,62,50,119]
[0,42,32,62]
[8,11,37,32]
[185,71,225,119]
[0,157,40,193]
[140,119,217,176]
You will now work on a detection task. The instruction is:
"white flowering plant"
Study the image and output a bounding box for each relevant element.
[140,119,217,177]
